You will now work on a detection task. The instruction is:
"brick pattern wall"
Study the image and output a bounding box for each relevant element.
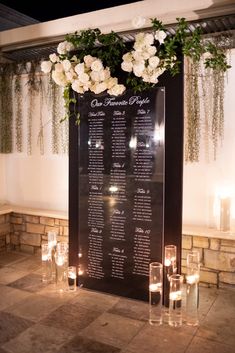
[2,210,235,288]
[0,214,10,252]
[10,213,68,254]
[182,234,235,288]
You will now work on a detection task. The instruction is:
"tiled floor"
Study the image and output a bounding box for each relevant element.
[0,251,235,353]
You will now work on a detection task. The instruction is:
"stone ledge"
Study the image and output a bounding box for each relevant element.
[183,224,235,241]
[0,204,68,220]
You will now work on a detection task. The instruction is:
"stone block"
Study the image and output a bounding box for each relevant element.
[13,224,25,232]
[10,216,23,224]
[26,223,45,234]
[219,272,235,285]
[182,235,192,249]
[20,244,35,254]
[220,246,235,253]
[210,238,220,251]
[193,236,209,248]
[204,249,235,271]
[25,215,39,224]
[58,236,68,243]
[181,266,187,274]
[200,269,218,285]
[0,215,5,224]
[45,226,60,234]
[40,217,55,226]
[59,219,68,227]
[59,226,63,235]
[181,258,187,267]
[55,219,60,226]
[182,249,190,259]
[63,226,69,236]
[5,214,10,222]
[6,234,10,244]
[192,247,203,263]
[221,239,235,247]
[20,232,41,246]
[10,233,20,245]
[0,223,10,235]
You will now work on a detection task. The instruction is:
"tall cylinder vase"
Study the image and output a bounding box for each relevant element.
[186,250,200,326]
[149,262,163,325]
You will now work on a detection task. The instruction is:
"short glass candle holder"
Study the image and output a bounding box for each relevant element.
[163,245,177,308]
[68,266,77,291]
[186,250,200,326]
[41,243,52,283]
[149,262,163,325]
[169,274,183,327]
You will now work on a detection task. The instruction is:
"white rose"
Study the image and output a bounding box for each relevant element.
[133,62,145,77]
[143,33,154,46]
[148,56,160,69]
[62,59,72,72]
[41,60,52,73]
[121,61,133,73]
[149,75,159,84]
[105,77,118,89]
[54,63,64,72]
[71,55,79,63]
[52,70,68,86]
[57,40,74,55]
[91,59,104,72]
[147,45,157,57]
[108,84,126,96]
[65,69,76,82]
[132,16,146,29]
[90,70,101,83]
[79,72,90,84]
[155,30,167,44]
[74,63,85,75]
[84,55,96,68]
[72,80,85,94]
[99,68,111,81]
[49,53,59,63]
[135,32,145,43]
[142,51,151,60]
[122,52,133,63]
[91,82,107,94]
[65,41,74,52]
[134,41,144,51]
[132,51,144,62]
[142,73,151,83]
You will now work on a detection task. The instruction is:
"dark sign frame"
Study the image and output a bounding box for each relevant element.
[69,70,183,301]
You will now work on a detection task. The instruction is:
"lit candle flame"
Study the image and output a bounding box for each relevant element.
[170,290,182,301]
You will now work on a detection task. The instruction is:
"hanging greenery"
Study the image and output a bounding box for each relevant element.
[14,63,24,152]
[0,64,14,153]
[184,34,231,162]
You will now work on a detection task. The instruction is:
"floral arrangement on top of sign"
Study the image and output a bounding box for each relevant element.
[41,17,230,123]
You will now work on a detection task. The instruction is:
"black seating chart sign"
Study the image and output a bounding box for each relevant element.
[77,88,165,301]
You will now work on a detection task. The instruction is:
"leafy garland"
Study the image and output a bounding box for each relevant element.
[41,18,230,117]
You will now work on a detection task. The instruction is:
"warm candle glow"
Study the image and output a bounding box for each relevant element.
[170,290,182,301]
[56,255,65,266]
[68,271,76,279]
[149,283,162,292]
[42,254,49,261]
[164,259,171,267]
[186,274,199,285]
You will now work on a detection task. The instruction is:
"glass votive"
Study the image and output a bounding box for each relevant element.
[41,243,52,283]
[68,266,77,291]
[163,245,177,308]
[48,231,57,250]
[169,274,183,327]
[186,250,200,326]
[55,244,68,291]
[149,262,163,325]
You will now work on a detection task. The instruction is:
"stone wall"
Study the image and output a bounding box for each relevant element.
[10,212,68,254]
[0,214,10,252]
[182,234,235,288]
[2,209,235,288]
